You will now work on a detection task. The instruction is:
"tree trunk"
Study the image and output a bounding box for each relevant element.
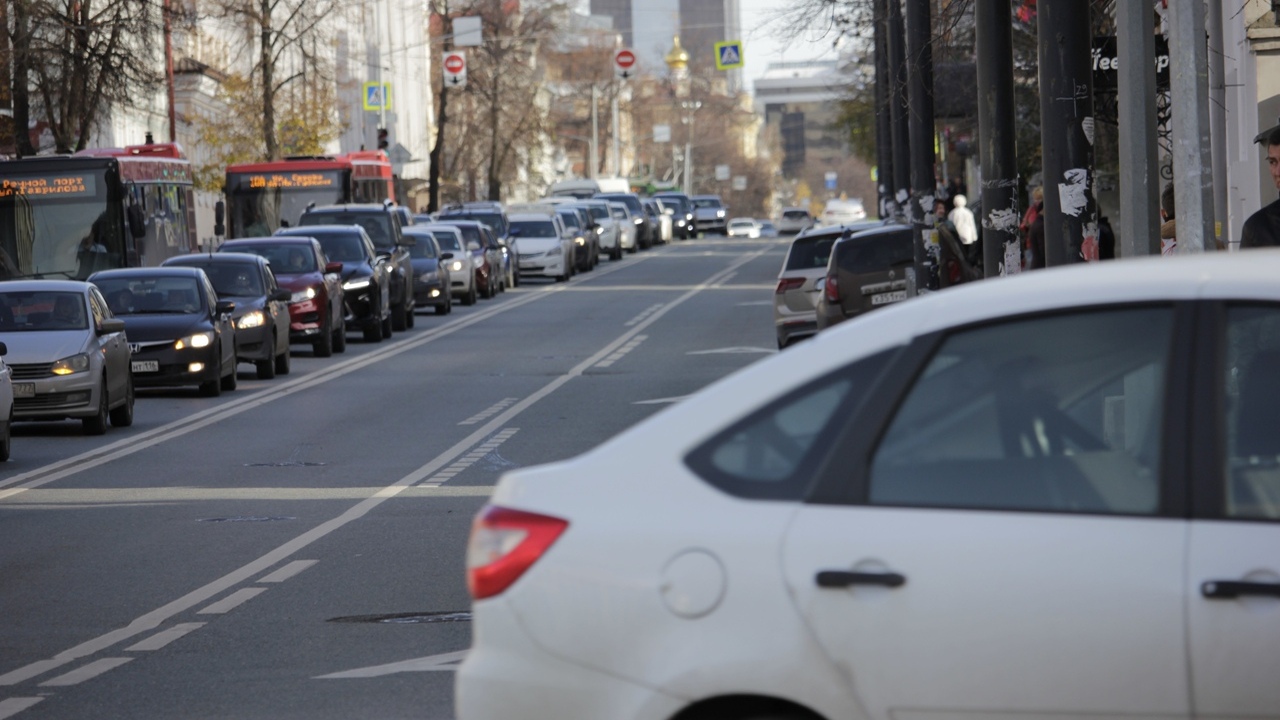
[10,0,37,156]
[428,6,451,213]
[261,0,278,159]
[486,70,501,201]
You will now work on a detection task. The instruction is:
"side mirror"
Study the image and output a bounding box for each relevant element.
[271,289,291,302]
[98,318,126,335]
[127,205,147,239]
[324,261,342,274]
[440,252,455,261]
[214,200,226,236]
[0,341,8,356]
[215,299,236,315]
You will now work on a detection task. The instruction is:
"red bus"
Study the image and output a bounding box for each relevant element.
[224,151,396,238]
[0,142,196,280]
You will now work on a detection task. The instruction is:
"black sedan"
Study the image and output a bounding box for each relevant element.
[276,225,392,343]
[89,267,239,396]
[218,237,346,357]
[161,253,293,379]
[402,227,453,315]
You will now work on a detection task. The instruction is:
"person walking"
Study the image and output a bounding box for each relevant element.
[1242,126,1280,248]
[949,194,979,265]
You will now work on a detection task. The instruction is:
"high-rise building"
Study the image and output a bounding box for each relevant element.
[588,0,740,91]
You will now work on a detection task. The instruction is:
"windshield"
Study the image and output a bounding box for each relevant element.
[441,211,507,237]
[0,166,124,281]
[692,197,723,209]
[221,243,317,273]
[93,276,204,315]
[406,234,438,258]
[510,220,558,238]
[578,205,609,221]
[0,290,89,331]
[440,223,482,249]
[656,196,689,214]
[308,233,366,263]
[557,212,581,231]
[783,210,810,219]
[431,232,462,252]
[609,206,627,220]
[598,194,642,214]
[300,212,393,248]
[227,170,346,237]
[178,263,263,297]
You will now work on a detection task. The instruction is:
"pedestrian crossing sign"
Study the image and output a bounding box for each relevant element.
[715,40,743,70]
[363,82,392,111]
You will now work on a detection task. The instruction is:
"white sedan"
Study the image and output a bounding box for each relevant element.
[458,250,1280,720]
[726,217,763,238]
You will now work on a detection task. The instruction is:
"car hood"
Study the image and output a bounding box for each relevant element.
[0,331,91,364]
[273,272,324,291]
[223,295,266,318]
[516,238,562,254]
[339,263,374,282]
[410,258,441,273]
[116,314,209,342]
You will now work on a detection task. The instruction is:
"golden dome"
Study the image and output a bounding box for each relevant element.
[665,36,689,70]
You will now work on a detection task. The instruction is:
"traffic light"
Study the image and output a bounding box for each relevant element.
[377,128,388,150]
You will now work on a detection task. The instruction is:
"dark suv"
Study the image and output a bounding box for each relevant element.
[276,225,393,342]
[298,204,416,331]
[814,224,915,331]
[437,202,516,289]
[652,192,695,239]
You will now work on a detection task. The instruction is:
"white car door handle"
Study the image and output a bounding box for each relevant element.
[816,570,906,589]
[1202,580,1280,599]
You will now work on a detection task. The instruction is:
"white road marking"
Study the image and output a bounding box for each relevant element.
[125,623,206,652]
[687,346,777,355]
[595,335,647,368]
[38,658,133,687]
[633,395,691,405]
[624,303,664,326]
[197,588,267,615]
[258,560,317,583]
[0,699,43,719]
[459,398,518,426]
[315,650,468,679]
[419,429,519,487]
[0,242,778,689]
[736,300,773,306]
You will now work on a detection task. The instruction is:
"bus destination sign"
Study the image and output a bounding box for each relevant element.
[241,172,339,190]
[0,174,98,199]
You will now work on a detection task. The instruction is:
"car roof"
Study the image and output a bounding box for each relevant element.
[222,237,317,247]
[277,225,367,237]
[305,204,393,214]
[164,252,265,266]
[509,213,557,222]
[89,266,207,281]
[0,279,93,293]
[421,224,461,235]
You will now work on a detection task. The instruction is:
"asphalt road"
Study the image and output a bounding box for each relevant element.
[0,235,789,720]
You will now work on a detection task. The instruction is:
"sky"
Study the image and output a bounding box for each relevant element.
[737,0,837,94]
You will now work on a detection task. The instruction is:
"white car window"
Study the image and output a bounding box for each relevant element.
[1223,304,1280,520]
[869,308,1173,514]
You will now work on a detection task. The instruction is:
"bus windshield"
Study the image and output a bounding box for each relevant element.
[0,167,120,281]
[227,169,347,237]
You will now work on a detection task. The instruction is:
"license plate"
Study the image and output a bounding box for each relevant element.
[13,382,34,398]
[131,360,159,373]
[871,291,907,306]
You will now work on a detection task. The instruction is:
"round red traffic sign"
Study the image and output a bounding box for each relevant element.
[444,54,465,74]
[615,50,636,70]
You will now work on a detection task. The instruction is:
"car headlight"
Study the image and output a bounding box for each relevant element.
[343,278,371,291]
[716,209,726,218]
[544,248,561,258]
[449,260,464,272]
[236,310,266,329]
[291,287,317,303]
[51,353,90,376]
[633,217,644,225]
[175,331,213,350]
[595,226,604,235]
[575,237,585,245]
[472,256,485,269]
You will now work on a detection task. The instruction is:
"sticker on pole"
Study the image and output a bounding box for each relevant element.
[714,41,743,70]
[363,82,391,111]
[614,48,638,79]
[443,52,467,88]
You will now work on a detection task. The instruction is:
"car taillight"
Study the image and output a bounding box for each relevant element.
[775,277,804,294]
[466,505,568,600]
[823,274,840,303]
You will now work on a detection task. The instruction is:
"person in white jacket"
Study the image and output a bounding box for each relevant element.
[949,194,978,264]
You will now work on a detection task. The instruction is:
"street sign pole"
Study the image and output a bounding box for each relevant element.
[976,0,1020,276]
[1169,0,1215,253]
[1117,0,1160,258]
[906,0,937,293]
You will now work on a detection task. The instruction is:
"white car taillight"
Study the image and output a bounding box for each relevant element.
[466,505,568,600]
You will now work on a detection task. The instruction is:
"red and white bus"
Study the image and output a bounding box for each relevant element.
[223,151,396,238]
[0,142,196,280]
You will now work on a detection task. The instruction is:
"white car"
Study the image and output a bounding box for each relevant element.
[0,341,12,461]
[818,198,867,226]
[510,212,574,282]
[777,207,815,234]
[459,250,1280,720]
[608,201,638,253]
[726,217,763,238]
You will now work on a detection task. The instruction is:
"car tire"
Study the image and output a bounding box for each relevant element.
[82,381,109,436]
[0,408,13,462]
[256,343,277,379]
[314,315,334,358]
[392,297,408,331]
[274,344,290,376]
[201,354,224,396]
[220,355,238,391]
[612,244,623,261]
[381,309,393,338]
[463,283,476,306]
[333,317,348,353]
[109,375,134,428]
[406,299,416,328]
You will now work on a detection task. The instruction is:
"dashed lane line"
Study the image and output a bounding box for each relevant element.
[459,398,518,426]
[595,335,647,368]
[125,623,206,652]
[418,428,519,487]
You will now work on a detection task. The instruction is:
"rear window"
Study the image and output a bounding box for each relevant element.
[785,234,841,270]
[301,212,393,248]
[837,231,914,274]
[692,197,723,209]
[783,210,810,219]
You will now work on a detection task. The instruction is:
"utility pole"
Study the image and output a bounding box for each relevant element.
[427,4,452,212]
[1116,0,1160,257]
[1168,0,1216,253]
[887,0,910,221]
[874,0,893,220]
[590,84,599,180]
[612,89,621,177]
[976,0,1020,277]
[905,0,937,293]
[1037,0,1097,265]
[1208,0,1228,247]
[163,0,176,142]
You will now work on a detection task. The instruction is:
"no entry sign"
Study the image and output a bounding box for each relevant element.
[443,51,467,88]
[614,48,637,79]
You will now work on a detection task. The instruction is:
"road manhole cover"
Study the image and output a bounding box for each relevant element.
[327,612,472,624]
[197,516,296,523]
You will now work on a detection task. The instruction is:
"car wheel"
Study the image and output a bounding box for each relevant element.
[363,321,382,343]
[274,344,290,376]
[0,408,12,462]
[256,338,277,379]
[314,315,334,358]
[220,353,238,391]
[381,309,393,338]
[201,354,224,396]
[392,297,408,331]
[463,283,476,306]
[109,374,134,427]
[333,316,348,353]
[406,299,416,328]
[82,380,109,436]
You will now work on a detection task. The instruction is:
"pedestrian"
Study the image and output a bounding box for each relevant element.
[1241,125,1280,248]
[1022,188,1045,269]
[948,194,979,265]
[1160,182,1178,256]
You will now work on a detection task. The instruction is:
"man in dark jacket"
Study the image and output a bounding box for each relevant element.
[1242,126,1280,248]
